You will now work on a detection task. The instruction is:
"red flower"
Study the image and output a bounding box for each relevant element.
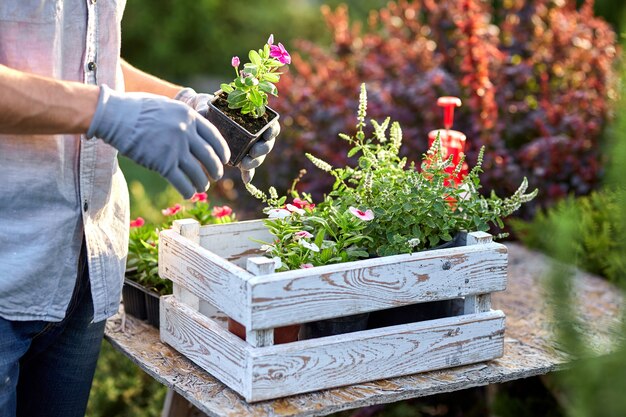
[129,217,145,228]
[161,204,182,217]
[190,192,208,203]
[212,205,232,218]
[291,198,315,210]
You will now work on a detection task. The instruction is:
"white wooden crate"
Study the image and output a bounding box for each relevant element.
[158,218,507,402]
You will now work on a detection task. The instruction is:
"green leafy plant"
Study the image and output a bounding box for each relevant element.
[511,189,626,284]
[219,34,290,118]
[126,192,235,295]
[248,84,537,270]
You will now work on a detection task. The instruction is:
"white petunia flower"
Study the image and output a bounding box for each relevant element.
[299,240,320,252]
[286,204,305,215]
[348,206,375,221]
[268,208,291,219]
[272,256,282,269]
[408,238,421,247]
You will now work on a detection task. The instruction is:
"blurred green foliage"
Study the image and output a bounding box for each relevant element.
[121,0,386,83]
[594,0,626,33]
[87,342,166,417]
[511,189,626,284]
[544,31,626,417]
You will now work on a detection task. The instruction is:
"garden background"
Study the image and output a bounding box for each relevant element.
[87,0,626,416]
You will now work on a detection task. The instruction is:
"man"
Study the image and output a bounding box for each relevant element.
[0,1,278,416]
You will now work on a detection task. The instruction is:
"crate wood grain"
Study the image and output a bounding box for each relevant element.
[159,219,508,402]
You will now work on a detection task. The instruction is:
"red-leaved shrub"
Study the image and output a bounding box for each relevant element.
[239,0,616,220]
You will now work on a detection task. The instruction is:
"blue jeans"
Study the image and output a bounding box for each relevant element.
[0,243,106,417]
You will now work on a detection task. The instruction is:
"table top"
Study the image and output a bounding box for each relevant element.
[104,243,623,417]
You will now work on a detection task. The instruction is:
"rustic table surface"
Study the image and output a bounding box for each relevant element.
[104,243,623,417]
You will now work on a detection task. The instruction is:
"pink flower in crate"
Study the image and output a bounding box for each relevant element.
[212,205,233,218]
[300,263,314,269]
[161,204,182,217]
[129,217,145,228]
[294,230,314,239]
[270,42,291,65]
[292,198,315,211]
[190,192,208,203]
[348,206,375,221]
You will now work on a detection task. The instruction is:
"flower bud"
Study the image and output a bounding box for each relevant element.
[231,56,240,68]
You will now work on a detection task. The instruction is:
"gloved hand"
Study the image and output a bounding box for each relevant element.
[87,85,230,199]
[175,87,279,183]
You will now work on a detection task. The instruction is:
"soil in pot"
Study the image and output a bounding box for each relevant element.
[299,313,370,340]
[227,318,300,345]
[212,94,274,134]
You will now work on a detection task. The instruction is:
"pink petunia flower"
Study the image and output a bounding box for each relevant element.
[292,198,315,211]
[231,56,240,68]
[294,230,314,239]
[190,192,208,203]
[348,206,375,221]
[129,217,145,228]
[269,42,291,65]
[162,204,182,217]
[300,263,314,269]
[267,34,274,46]
[212,205,233,218]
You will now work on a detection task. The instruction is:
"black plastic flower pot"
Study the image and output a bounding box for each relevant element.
[206,92,279,166]
[144,289,161,328]
[299,313,370,340]
[367,299,465,329]
[122,278,147,320]
[366,234,466,329]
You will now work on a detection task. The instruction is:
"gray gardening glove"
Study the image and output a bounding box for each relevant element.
[176,87,279,183]
[88,85,230,199]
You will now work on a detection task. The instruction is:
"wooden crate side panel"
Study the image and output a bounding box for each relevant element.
[159,229,251,323]
[160,296,248,396]
[247,311,505,402]
[199,220,272,265]
[248,243,508,329]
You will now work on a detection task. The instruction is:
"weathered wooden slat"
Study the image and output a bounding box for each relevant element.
[247,243,508,329]
[247,311,505,402]
[199,220,272,266]
[160,295,248,395]
[159,229,251,324]
[172,219,202,312]
[464,232,497,314]
[245,257,277,348]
